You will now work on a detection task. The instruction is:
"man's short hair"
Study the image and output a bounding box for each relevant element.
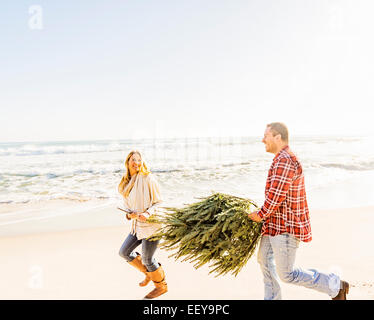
[267,122,289,143]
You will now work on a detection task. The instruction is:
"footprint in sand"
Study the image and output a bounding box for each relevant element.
[349,281,374,299]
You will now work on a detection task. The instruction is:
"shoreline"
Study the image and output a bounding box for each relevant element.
[2,168,374,237]
[0,205,373,299]
[0,199,119,237]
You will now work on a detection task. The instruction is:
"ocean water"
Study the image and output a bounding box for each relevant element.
[1,135,374,214]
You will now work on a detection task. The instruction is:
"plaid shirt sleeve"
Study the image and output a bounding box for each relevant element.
[257,157,296,220]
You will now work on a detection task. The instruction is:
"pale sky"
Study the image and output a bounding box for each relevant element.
[1,0,374,142]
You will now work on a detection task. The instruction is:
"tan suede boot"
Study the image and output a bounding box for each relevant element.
[143,264,168,299]
[128,254,151,287]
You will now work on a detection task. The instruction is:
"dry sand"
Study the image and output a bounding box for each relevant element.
[0,205,373,300]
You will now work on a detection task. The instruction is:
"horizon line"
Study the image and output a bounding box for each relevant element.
[0,132,370,145]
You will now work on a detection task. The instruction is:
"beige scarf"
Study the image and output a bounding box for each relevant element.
[122,173,162,240]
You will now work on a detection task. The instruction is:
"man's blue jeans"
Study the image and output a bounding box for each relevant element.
[119,233,160,272]
[257,233,341,300]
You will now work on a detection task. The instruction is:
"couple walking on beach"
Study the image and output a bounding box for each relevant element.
[117,122,349,300]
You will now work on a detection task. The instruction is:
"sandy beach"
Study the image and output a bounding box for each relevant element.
[3,0,374,304]
[0,204,373,300]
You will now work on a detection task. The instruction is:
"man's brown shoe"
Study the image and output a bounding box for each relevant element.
[332,280,349,300]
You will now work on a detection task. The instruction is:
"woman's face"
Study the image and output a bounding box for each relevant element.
[128,153,142,175]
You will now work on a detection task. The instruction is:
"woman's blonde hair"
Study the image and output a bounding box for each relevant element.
[118,150,150,197]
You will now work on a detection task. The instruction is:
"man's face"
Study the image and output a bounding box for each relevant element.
[262,127,279,154]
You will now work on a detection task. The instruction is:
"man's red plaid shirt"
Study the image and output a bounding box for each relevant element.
[257,146,312,242]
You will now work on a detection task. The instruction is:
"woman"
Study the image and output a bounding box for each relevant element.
[118,150,167,299]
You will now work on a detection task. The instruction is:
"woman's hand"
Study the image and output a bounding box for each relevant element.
[127,213,138,220]
[137,214,148,222]
[126,211,148,222]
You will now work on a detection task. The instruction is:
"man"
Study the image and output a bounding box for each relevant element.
[248,122,349,300]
